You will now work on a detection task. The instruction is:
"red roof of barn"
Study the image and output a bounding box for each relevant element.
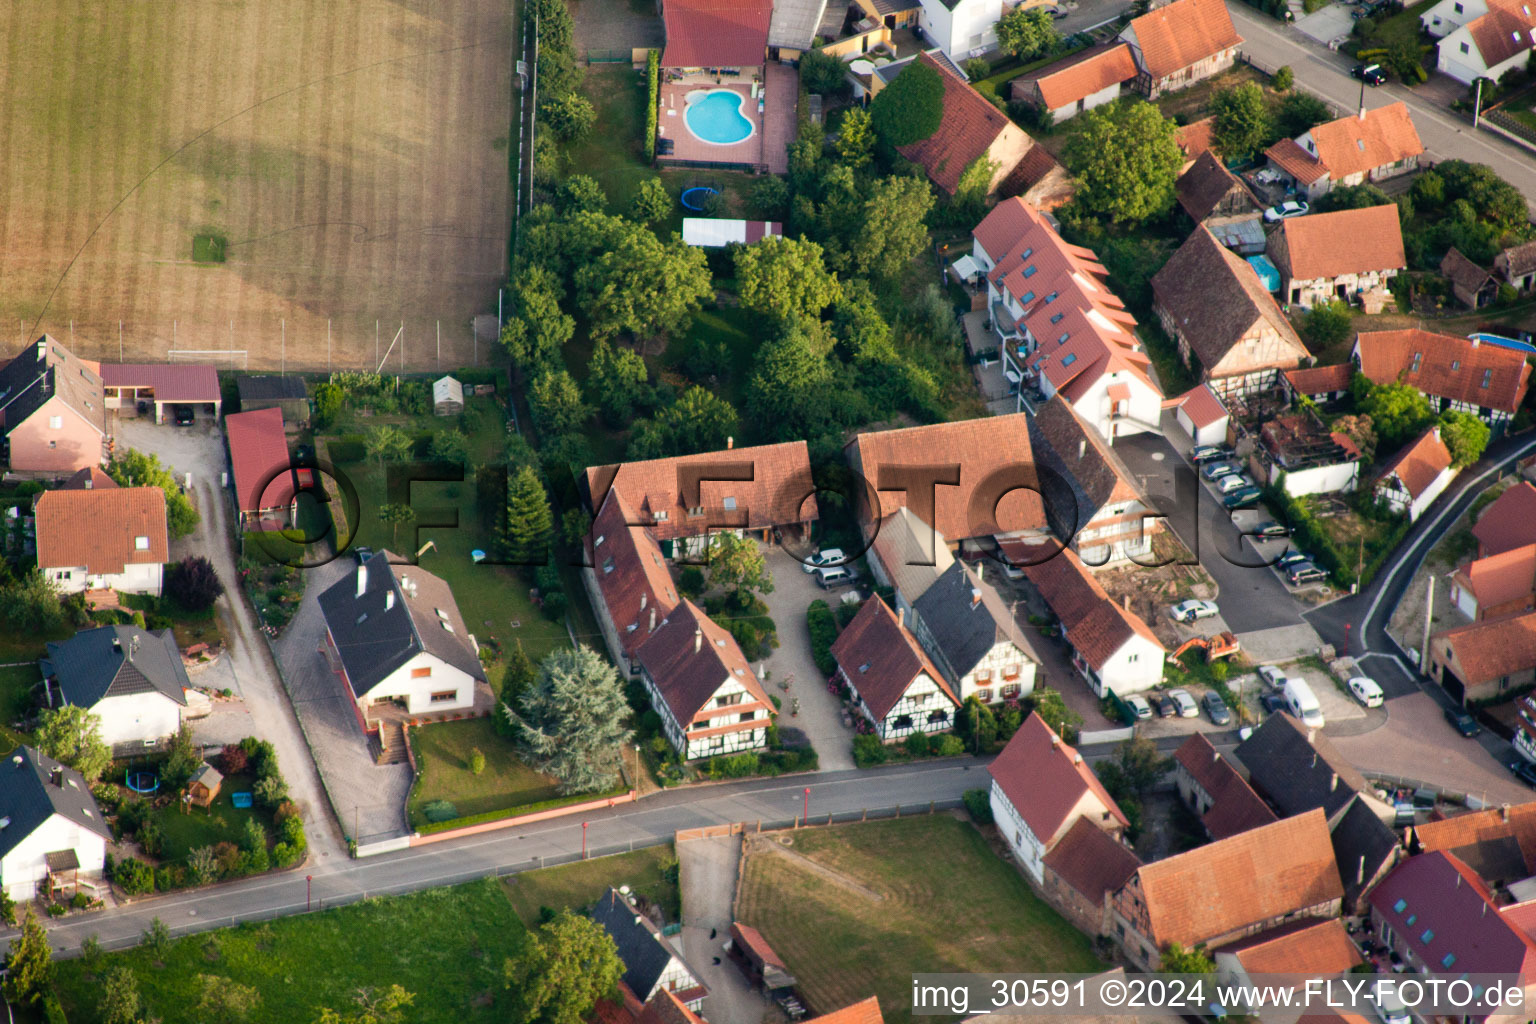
[1377,426,1453,500]
[98,363,220,402]
[1474,482,1536,555]
[1355,328,1532,416]
[897,52,1018,195]
[224,407,293,515]
[1285,363,1354,396]
[1125,0,1242,79]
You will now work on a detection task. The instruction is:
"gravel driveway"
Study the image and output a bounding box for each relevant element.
[678,836,769,1024]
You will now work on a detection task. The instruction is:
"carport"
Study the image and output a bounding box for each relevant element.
[99,363,222,424]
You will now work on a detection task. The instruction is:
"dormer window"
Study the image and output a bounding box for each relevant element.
[1410,352,1422,372]
[687,506,705,517]
[1020,291,1035,304]
[1044,292,1058,303]
[1020,247,1033,260]
[1058,332,1070,344]
[602,557,615,574]
[653,510,668,521]
[594,534,606,547]
[1062,353,1077,366]
[1023,265,1038,278]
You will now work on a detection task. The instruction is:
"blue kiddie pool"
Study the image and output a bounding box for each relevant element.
[684,90,754,145]
[231,792,253,809]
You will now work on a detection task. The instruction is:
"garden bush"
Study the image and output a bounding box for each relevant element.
[705,753,760,778]
[421,799,459,823]
[853,734,888,768]
[113,858,154,896]
[935,734,964,757]
[904,731,931,757]
[963,787,995,825]
[645,50,660,161]
[807,600,838,676]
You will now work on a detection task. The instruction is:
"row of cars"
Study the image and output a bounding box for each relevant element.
[1125,687,1234,726]
[1190,444,1329,586]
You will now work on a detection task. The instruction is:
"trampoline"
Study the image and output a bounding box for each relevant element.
[680,186,719,211]
[125,771,159,794]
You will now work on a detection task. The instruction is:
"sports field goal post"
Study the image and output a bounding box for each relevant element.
[167,349,249,371]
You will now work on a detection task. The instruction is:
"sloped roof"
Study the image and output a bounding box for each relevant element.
[831,596,957,719]
[1468,0,1536,68]
[767,0,828,50]
[1025,394,1145,531]
[1033,44,1137,109]
[1285,363,1354,396]
[913,559,1041,681]
[0,746,113,860]
[1173,383,1229,429]
[224,407,294,515]
[1154,227,1307,373]
[1354,328,1532,415]
[973,197,1038,262]
[1124,0,1242,78]
[1216,918,1362,975]
[1263,138,1329,186]
[43,625,189,709]
[61,466,117,490]
[636,599,771,723]
[848,413,1045,542]
[237,375,308,402]
[0,335,106,438]
[1377,426,1453,500]
[100,363,220,402]
[35,486,168,575]
[1274,205,1405,281]
[1176,150,1258,223]
[1412,800,1536,881]
[897,51,1018,194]
[1041,816,1141,904]
[1233,712,1368,820]
[1433,609,1536,686]
[638,991,708,1024]
[1331,795,1402,907]
[1499,238,1536,277]
[1176,117,1216,161]
[1019,543,1163,672]
[584,442,815,543]
[1474,482,1536,555]
[189,762,223,791]
[318,551,485,698]
[590,491,680,659]
[990,712,1129,843]
[660,0,772,67]
[591,888,705,1002]
[806,998,885,1024]
[1173,733,1278,840]
[1306,102,1424,180]
[1368,851,1536,978]
[1441,246,1495,294]
[1125,809,1343,950]
[868,507,955,605]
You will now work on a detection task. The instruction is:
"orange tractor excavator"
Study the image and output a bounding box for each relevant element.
[1172,631,1241,663]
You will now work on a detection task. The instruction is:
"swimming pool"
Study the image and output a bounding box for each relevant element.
[684,90,754,146]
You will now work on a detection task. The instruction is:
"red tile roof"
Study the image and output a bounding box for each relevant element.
[806,998,885,1024]
[1474,482,1536,555]
[1041,816,1141,904]
[98,362,220,402]
[1125,0,1242,79]
[1176,117,1216,161]
[1263,138,1329,186]
[898,52,1019,195]
[1305,103,1423,181]
[1217,918,1362,975]
[585,442,815,543]
[1377,426,1453,501]
[590,491,680,659]
[1172,733,1278,840]
[61,466,117,490]
[1434,609,1536,686]
[1369,851,1536,978]
[1454,542,1536,613]
[730,922,787,970]
[224,407,293,514]
[660,0,772,68]
[1275,205,1405,282]
[35,487,169,575]
[989,712,1129,844]
[1354,328,1532,415]
[1033,44,1137,110]
[847,413,1046,542]
[1123,809,1344,950]
[1412,801,1536,876]
[972,197,1037,263]
[1468,0,1536,68]
[636,599,773,724]
[637,990,708,1024]
[1284,363,1354,396]
[1017,543,1163,671]
[830,597,957,719]
[1173,383,1228,429]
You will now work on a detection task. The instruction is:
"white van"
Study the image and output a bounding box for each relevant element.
[1282,678,1325,729]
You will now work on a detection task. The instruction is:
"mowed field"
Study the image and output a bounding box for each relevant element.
[0,0,512,372]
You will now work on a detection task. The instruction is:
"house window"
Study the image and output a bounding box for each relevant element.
[653,510,668,521]
[976,688,993,702]
[975,669,992,682]
[134,536,150,550]
[1020,291,1036,304]
[1454,2,1462,10]
[1050,313,1064,324]
[1393,898,1408,913]
[1410,352,1422,372]
[48,441,56,449]
[1001,683,1021,699]
[894,714,913,729]
[412,666,432,678]
[1003,665,1020,680]
[429,690,457,703]
[1451,360,1461,371]
[927,709,948,724]
[1044,292,1058,303]
[1023,265,1038,278]
[738,711,755,723]
[1482,369,1493,388]
[715,692,743,707]
[49,416,62,429]
[1421,929,1434,943]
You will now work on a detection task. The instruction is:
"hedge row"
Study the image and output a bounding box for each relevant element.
[1265,486,1410,590]
[807,599,838,676]
[412,784,629,835]
[644,49,659,161]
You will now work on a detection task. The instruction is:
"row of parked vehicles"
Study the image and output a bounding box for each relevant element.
[1124,687,1233,726]
[1189,444,1328,585]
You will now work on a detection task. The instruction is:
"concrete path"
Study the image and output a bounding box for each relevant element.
[757,546,856,771]
[678,836,769,1024]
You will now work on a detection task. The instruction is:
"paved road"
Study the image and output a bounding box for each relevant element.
[1227,2,1536,207]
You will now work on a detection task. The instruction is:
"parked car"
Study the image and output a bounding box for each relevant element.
[1126,694,1153,721]
[1201,460,1240,481]
[1283,678,1326,728]
[1152,692,1179,718]
[1221,486,1263,510]
[1190,444,1235,464]
[802,547,846,573]
[1216,472,1257,494]
[172,404,195,426]
[1511,759,1536,788]
[1250,520,1289,538]
[1203,691,1233,726]
[814,565,855,589]
[1277,550,1317,569]
[1352,62,1387,85]
[1263,200,1310,223]
[1287,562,1329,585]
[1261,691,1288,715]
[1043,5,1071,17]
[1444,706,1482,738]
[1348,676,1385,708]
[1168,688,1199,718]
[1170,599,1220,623]
[1257,665,1287,690]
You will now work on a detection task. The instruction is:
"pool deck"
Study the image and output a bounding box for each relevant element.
[656,64,794,173]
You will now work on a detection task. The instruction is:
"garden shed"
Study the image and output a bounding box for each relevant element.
[433,375,464,416]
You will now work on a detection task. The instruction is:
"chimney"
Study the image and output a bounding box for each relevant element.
[385,590,395,612]
[970,588,982,608]
[640,593,647,610]
[1123,595,1131,612]
[727,436,734,449]
[1471,335,1481,348]
[976,562,984,582]
[694,629,703,653]
[1212,749,1221,764]
[1456,871,1462,888]
[1072,752,1083,765]
[1503,803,1512,822]
[36,339,46,361]
[357,564,368,598]
[1357,857,1365,886]
[129,634,139,661]
[112,636,121,652]
[1050,733,1060,747]
[898,607,905,628]
[1078,439,1087,460]
[50,767,63,788]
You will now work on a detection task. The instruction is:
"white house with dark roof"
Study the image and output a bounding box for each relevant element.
[591,887,707,1010]
[831,596,959,741]
[865,507,956,620]
[0,746,112,901]
[910,559,1039,704]
[41,626,190,749]
[635,599,773,761]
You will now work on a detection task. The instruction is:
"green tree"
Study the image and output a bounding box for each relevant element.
[953,153,1000,220]
[745,317,837,440]
[377,503,417,547]
[167,554,224,611]
[161,724,202,792]
[35,704,111,783]
[315,985,415,1024]
[630,177,671,224]
[504,911,625,1024]
[363,425,413,469]
[528,0,581,97]
[706,532,775,600]
[576,226,712,341]
[529,369,591,436]
[996,5,1058,58]
[429,428,473,468]
[557,174,607,214]
[850,176,934,282]
[1411,169,1445,209]
[99,965,142,1024]
[504,645,634,793]
[0,569,66,633]
[3,910,52,1005]
[313,381,344,428]
[869,60,944,147]
[628,387,740,459]
[1360,379,1435,450]
[1026,691,1082,744]
[0,888,13,926]
[506,639,538,697]
[502,465,554,566]
[188,845,218,886]
[107,448,199,537]
[750,176,791,220]
[1275,91,1331,138]
[1313,184,1391,212]
[1439,410,1491,467]
[198,973,263,1023]
[561,508,593,549]
[835,107,875,168]
[1439,159,1528,228]
[1114,736,1173,794]
[542,92,597,141]
[1160,942,1216,973]
[1333,413,1377,463]
[1273,65,1294,90]
[1063,100,1182,224]
[1302,299,1353,350]
[799,48,847,95]
[469,747,486,775]
[501,267,575,371]
[736,236,842,321]
[587,339,651,423]
[1210,82,1271,161]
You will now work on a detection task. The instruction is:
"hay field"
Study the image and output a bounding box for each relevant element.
[0,0,512,371]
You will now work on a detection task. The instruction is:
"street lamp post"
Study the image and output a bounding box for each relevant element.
[582,821,589,860]
[803,787,810,823]
[307,875,313,912]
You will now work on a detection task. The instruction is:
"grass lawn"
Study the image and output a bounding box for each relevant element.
[736,816,1101,1023]
[53,879,525,1024]
[571,66,658,217]
[502,845,680,926]
[1360,0,1438,51]
[150,773,264,865]
[407,718,563,826]
[662,305,759,409]
[0,663,41,749]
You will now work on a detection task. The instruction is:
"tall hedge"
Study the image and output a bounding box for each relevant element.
[807,599,838,676]
[645,50,659,162]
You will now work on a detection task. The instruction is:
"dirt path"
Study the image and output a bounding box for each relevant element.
[678,836,771,1024]
[744,834,883,903]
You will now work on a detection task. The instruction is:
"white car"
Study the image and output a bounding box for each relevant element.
[1170,600,1219,623]
[1216,472,1256,494]
[1348,676,1384,708]
[1257,665,1287,691]
[1126,694,1153,721]
[1263,200,1310,223]
[1168,688,1200,718]
[802,548,846,573]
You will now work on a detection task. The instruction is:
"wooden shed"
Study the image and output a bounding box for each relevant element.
[237,376,310,425]
[187,762,224,808]
[729,922,796,993]
[433,375,465,416]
